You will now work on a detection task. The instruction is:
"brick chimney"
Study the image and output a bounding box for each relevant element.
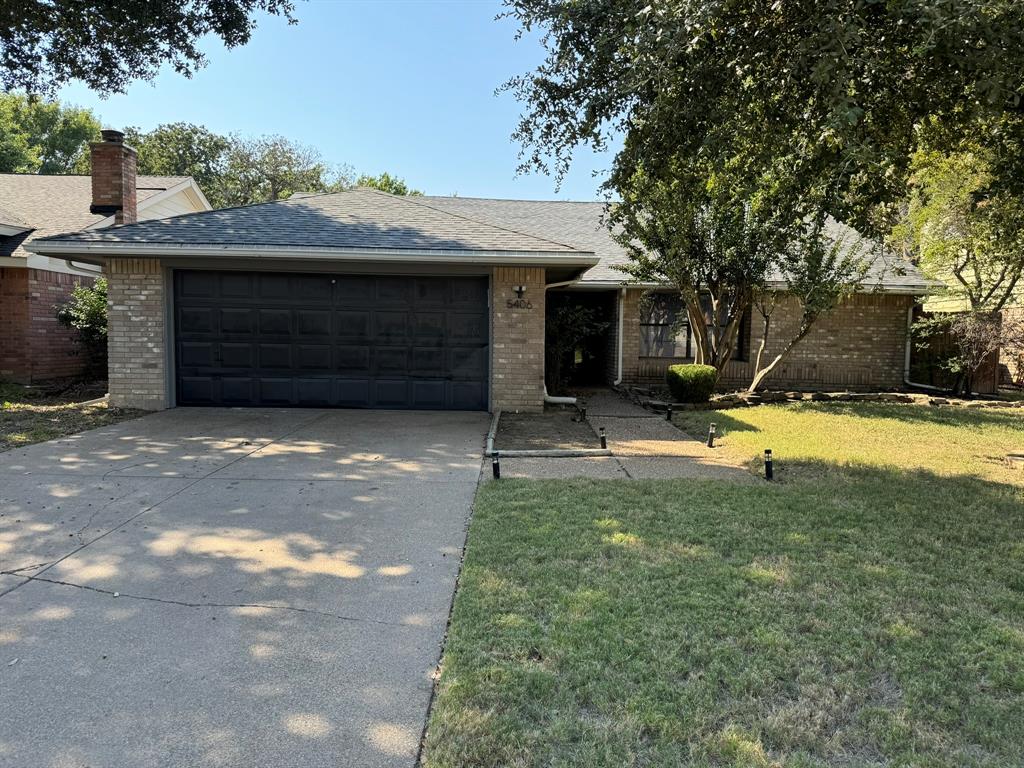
[90,129,137,225]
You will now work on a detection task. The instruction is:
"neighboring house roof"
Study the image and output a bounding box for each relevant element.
[421,196,935,293]
[29,188,599,266]
[0,173,206,259]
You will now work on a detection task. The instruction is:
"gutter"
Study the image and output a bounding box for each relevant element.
[26,240,600,268]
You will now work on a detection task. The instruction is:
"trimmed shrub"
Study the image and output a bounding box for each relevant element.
[666,364,717,403]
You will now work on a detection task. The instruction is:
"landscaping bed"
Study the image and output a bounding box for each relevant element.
[0,380,144,452]
[424,404,1024,767]
[493,407,601,452]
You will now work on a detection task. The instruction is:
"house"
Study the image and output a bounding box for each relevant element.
[28,130,933,411]
[0,132,211,383]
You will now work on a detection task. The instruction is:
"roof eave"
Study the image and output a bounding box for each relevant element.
[25,239,600,268]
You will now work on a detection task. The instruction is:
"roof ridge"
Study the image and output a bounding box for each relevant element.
[423,194,610,205]
[380,188,588,252]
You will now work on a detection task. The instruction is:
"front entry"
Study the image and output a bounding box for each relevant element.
[173,270,489,409]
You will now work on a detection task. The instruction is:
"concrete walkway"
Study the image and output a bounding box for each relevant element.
[0,408,488,768]
[499,391,756,481]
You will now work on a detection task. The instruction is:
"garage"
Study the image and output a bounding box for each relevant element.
[173,270,489,409]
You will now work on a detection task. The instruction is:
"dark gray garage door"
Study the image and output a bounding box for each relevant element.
[173,270,489,409]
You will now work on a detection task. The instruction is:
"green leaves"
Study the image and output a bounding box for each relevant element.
[0,92,100,174]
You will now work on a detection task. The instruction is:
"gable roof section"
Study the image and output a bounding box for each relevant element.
[29,188,598,265]
[420,196,934,293]
[0,173,201,259]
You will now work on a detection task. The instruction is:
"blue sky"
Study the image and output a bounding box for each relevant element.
[56,0,614,200]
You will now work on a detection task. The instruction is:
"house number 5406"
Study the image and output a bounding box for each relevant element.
[506,298,533,309]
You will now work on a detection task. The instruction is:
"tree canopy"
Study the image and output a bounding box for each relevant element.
[356,172,422,196]
[1,0,296,96]
[0,92,100,173]
[505,0,1024,233]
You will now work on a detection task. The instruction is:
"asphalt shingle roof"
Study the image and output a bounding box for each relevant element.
[421,196,933,291]
[0,173,191,259]
[34,188,589,255]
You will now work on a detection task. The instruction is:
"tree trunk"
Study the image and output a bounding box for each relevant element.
[747,325,812,393]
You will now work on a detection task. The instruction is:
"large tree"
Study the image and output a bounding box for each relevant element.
[505,0,1024,234]
[122,123,232,206]
[356,172,422,196]
[0,92,100,173]
[218,135,352,206]
[1,0,296,96]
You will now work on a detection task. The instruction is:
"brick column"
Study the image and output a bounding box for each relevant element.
[491,266,546,411]
[107,258,167,409]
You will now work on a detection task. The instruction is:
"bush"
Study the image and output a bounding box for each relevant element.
[666,364,718,403]
[56,277,107,377]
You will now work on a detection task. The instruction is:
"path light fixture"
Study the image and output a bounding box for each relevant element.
[707,423,716,448]
[666,405,673,421]
[599,427,607,449]
[492,451,501,480]
[764,449,773,481]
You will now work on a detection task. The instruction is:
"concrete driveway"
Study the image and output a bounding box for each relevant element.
[0,408,488,768]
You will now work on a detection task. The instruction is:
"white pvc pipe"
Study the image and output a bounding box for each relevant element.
[613,287,625,385]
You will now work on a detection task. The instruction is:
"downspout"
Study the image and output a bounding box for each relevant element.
[613,287,625,386]
[903,304,947,392]
[543,279,582,405]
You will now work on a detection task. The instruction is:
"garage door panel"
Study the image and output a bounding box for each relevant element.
[258,309,291,335]
[297,309,331,336]
[258,274,292,299]
[221,378,254,404]
[412,380,446,408]
[412,348,445,375]
[220,273,253,297]
[376,348,408,372]
[179,342,214,367]
[174,271,488,409]
[221,343,255,368]
[336,311,370,338]
[451,381,485,410]
[296,379,331,405]
[259,344,292,369]
[179,377,216,404]
[374,380,409,407]
[297,345,332,369]
[449,312,487,341]
[220,308,255,334]
[336,346,371,371]
[336,379,370,406]
[179,307,214,334]
[258,378,294,404]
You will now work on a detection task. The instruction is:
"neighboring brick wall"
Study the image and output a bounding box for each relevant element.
[107,258,167,409]
[622,288,915,391]
[0,267,93,383]
[491,266,546,411]
[0,268,30,381]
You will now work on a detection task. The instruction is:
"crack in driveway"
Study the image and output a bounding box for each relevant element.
[2,573,414,628]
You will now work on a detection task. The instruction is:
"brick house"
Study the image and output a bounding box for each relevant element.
[28,132,933,411]
[0,131,210,383]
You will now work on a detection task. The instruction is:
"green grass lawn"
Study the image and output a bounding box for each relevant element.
[424,404,1024,767]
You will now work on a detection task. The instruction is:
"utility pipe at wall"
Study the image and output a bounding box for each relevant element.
[613,287,625,386]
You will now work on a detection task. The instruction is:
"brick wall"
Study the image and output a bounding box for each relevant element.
[491,266,546,411]
[622,288,915,391]
[107,258,167,409]
[0,267,93,383]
